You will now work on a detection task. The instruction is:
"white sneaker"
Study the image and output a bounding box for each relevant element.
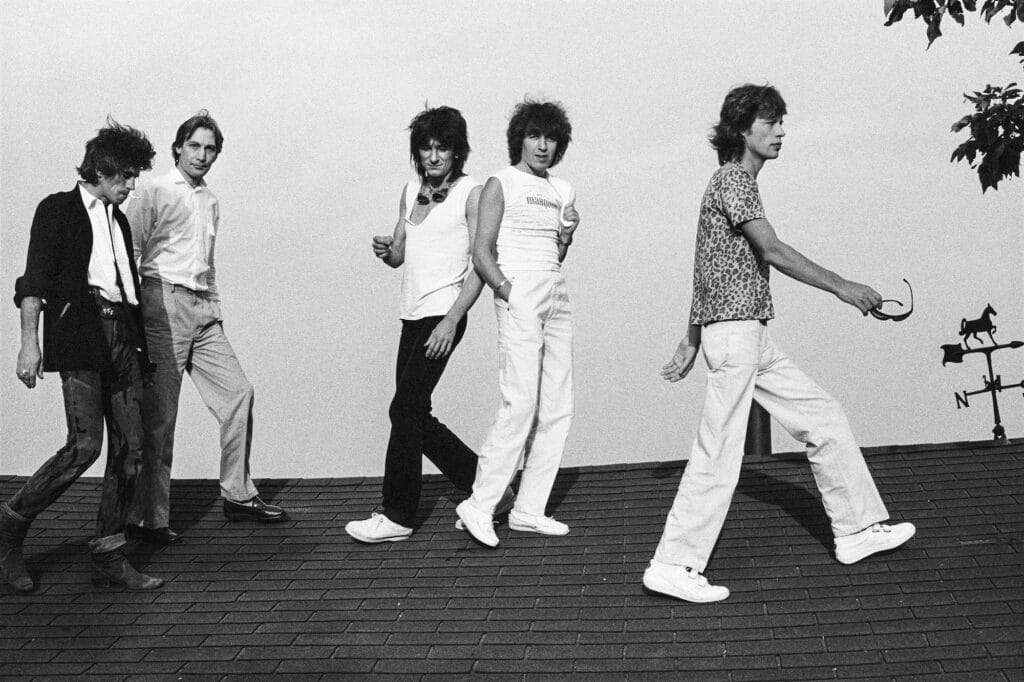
[344,513,412,544]
[508,510,569,536]
[456,501,499,547]
[455,487,515,530]
[835,522,916,565]
[642,560,729,603]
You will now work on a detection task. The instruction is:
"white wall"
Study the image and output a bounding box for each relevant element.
[2,1,1021,480]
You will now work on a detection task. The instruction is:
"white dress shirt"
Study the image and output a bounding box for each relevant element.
[126,168,219,300]
[80,184,138,305]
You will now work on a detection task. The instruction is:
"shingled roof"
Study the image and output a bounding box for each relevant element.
[1,439,1022,679]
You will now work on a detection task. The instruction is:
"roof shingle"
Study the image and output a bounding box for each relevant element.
[1,439,1021,678]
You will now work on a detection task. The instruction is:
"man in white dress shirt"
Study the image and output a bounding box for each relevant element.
[126,111,287,544]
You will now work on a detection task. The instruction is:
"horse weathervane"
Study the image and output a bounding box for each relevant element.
[940,304,1023,441]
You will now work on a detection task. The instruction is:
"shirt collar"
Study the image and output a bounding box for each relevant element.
[168,166,207,189]
[78,182,110,214]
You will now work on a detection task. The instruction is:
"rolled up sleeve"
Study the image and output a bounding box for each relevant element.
[14,197,61,308]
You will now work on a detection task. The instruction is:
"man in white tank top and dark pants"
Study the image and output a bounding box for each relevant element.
[346,106,498,543]
[457,100,580,548]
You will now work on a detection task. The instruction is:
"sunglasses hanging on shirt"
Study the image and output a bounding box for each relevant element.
[869,279,914,322]
[416,182,451,205]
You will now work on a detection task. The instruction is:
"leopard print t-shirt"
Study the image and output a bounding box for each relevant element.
[689,163,774,326]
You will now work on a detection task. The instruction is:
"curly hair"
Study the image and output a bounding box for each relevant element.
[77,117,155,184]
[408,105,470,180]
[172,109,224,163]
[709,84,787,165]
[506,99,572,167]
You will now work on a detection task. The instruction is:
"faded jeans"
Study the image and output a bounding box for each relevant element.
[5,307,144,554]
[654,320,890,572]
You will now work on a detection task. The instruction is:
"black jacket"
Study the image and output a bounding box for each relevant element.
[13,186,151,373]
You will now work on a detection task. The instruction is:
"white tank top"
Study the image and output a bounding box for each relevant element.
[399,175,482,320]
[493,165,575,272]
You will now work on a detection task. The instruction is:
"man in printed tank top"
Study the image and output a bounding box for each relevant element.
[346,106,504,543]
[644,85,915,603]
[456,100,581,548]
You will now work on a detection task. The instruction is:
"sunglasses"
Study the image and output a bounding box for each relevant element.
[869,279,914,321]
[416,185,450,205]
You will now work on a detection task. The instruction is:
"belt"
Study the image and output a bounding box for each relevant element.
[88,287,125,319]
[143,276,206,296]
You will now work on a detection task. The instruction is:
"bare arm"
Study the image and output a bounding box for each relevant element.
[16,296,43,388]
[740,218,882,314]
[372,189,408,268]
[471,178,511,301]
[424,185,486,359]
[661,323,702,383]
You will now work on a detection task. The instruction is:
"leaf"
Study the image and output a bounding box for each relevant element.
[884,0,898,15]
[884,3,911,24]
[964,0,978,10]
[952,114,975,132]
[951,0,966,24]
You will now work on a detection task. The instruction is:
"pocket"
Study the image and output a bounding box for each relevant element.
[495,275,517,312]
[47,300,75,356]
[701,325,734,372]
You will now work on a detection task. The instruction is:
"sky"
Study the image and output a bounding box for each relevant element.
[2,1,1021,481]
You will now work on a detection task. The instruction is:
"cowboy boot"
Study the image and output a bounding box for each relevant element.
[90,547,164,591]
[0,505,34,593]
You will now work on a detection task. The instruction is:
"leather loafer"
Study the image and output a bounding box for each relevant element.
[223,496,289,523]
[126,524,182,545]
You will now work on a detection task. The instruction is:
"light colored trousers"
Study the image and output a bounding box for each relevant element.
[654,320,889,572]
[468,270,574,517]
[129,277,258,528]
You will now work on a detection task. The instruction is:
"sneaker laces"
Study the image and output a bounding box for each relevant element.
[686,568,709,587]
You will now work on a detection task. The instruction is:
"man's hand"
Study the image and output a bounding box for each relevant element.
[372,235,394,260]
[661,340,699,383]
[559,204,580,245]
[16,343,43,389]
[424,317,458,360]
[836,280,883,315]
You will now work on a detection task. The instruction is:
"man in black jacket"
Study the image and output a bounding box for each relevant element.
[0,119,163,593]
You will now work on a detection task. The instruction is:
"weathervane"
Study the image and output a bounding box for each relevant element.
[940,304,1024,442]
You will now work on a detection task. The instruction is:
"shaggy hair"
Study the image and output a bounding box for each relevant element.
[408,105,470,180]
[709,84,787,165]
[77,117,155,183]
[506,99,572,167]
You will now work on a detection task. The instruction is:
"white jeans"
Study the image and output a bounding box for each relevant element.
[468,270,574,516]
[654,320,889,572]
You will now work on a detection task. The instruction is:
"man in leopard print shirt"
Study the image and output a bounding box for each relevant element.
[643,84,916,603]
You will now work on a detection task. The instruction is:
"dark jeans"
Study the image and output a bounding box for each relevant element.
[6,306,144,554]
[381,315,478,527]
